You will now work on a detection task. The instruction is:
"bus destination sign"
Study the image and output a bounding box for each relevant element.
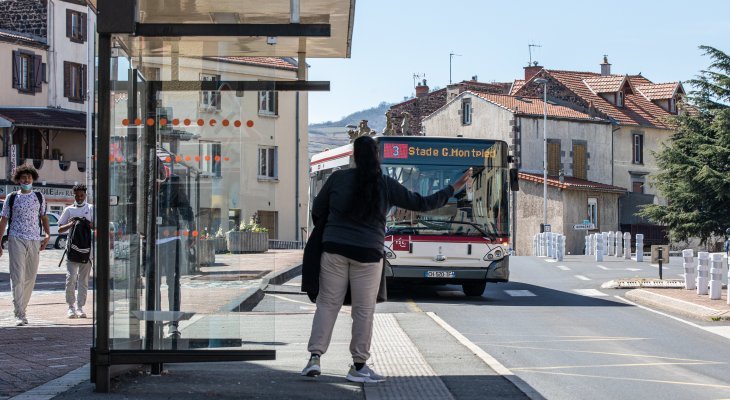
[381,141,499,165]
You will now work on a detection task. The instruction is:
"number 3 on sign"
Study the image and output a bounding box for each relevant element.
[383,143,408,159]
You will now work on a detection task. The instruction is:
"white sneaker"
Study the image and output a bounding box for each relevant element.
[345,364,386,383]
[75,307,87,318]
[15,317,24,326]
[67,307,77,319]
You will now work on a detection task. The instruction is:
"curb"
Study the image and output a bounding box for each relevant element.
[625,289,730,321]
[222,263,303,312]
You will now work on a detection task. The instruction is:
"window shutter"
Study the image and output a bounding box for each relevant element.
[66,9,72,38]
[573,143,587,180]
[81,64,87,101]
[12,50,19,89]
[639,135,643,164]
[33,55,43,93]
[547,142,560,176]
[63,61,71,97]
[41,62,47,83]
[81,13,88,42]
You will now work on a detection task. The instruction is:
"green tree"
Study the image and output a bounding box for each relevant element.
[640,46,730,246]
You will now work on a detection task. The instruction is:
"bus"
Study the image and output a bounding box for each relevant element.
[309,135,513,296]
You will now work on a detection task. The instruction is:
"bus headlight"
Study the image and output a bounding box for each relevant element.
[483,247,505,261]
[384,246,396,259]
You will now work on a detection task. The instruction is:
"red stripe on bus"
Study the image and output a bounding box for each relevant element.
[310,151,353,166]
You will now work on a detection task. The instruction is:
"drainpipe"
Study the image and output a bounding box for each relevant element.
[295,91,300,241]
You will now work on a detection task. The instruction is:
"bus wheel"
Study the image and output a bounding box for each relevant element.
[462,282,486,297]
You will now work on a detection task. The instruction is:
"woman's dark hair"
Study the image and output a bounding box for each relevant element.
[13,165,39,182]
[351,135,383,221]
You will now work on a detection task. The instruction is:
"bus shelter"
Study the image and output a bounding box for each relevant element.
[92,0,354,392]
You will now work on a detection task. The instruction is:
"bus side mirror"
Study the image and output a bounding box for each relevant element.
[509,168,519,192]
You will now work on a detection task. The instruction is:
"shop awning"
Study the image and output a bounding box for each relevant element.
[0,107,86,131]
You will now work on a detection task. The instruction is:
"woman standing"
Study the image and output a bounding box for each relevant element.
[302,135,472,382]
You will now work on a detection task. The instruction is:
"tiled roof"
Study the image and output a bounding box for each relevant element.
[204,57,298,71]
[0,108,85,130]
[0,29,47,48]
[469,92,606,122]
[582,75,626,94]
[636,82,681,100]
[510,80,525,95]
[519,172,627,193]
[532,70,675,129]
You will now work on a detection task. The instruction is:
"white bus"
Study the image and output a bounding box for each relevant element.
[310,135,513,296]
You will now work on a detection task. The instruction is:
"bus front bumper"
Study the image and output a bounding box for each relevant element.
[384,257,509,283]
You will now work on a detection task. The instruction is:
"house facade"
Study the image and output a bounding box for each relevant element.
[422,91,625,255]
[0,0,95,213]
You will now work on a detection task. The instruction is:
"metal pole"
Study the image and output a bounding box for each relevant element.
[542,81,547,227]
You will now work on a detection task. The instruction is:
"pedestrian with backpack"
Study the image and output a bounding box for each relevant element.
[58,183,93,318]
[0,165,52,326]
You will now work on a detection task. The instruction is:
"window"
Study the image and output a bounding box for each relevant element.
[64,61,87,103]
[668,97,677,113]
[572,142,587,180]
[461,99,472,125]
[632,133,643,164]
[12,50,42,94]
[632,181,644,193]
[587,197,598,227]
[66,10,87,43]
[258,146,278,179]
[616,91,624,107]
[259,91,278,115]
[200,73,221,111]
[200,141,222,177]
[547,141,561,176]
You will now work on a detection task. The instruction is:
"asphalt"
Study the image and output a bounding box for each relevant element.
[1,249,729,399]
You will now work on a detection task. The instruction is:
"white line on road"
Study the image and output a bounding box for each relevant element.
[574,275,591,281]
[505,290,536,297]
[597,265,610,270]
[626,268,642,271]
[573,289,608,297]
[556,265,571,271]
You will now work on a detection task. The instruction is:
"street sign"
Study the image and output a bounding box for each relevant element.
[574,223,595,230]
[543,224,551,232]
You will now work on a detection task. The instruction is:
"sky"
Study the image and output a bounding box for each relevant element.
[307,0,730,124]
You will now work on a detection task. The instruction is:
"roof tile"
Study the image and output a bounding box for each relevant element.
[519,172,626,193]
[469,92,606,122]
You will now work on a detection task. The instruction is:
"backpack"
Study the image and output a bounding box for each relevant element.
[64,218,92,264]
[6,191,44,236]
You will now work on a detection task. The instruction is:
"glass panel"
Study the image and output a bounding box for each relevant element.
[103,35,302,353]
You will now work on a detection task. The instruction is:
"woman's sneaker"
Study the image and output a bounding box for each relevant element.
[345,364,386,383]
[301,355,321,377]
[67,307,77,319]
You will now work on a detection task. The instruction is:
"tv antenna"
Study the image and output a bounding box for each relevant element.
[412,73,425,89]
[449,52,461,84]
[528,43,541,66]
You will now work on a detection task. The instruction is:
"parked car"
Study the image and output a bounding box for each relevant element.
[1,207,65,249]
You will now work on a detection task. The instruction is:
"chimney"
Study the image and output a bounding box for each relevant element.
[600,55,611,76]
[446,84,460,100]
[415,79,429,98]
[524,62,543,81]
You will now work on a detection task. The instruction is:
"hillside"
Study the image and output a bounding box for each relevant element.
[308,102,391,158]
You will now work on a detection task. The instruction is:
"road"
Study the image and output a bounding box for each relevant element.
[267,255,730,400]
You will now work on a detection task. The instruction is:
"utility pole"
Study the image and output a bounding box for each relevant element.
[449,52,461,84]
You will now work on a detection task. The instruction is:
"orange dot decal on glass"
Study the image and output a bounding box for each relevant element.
[182,230,189,237]
[165,156,171,162]
[192,230,199,238]
[184,119,191,126]
[214,155,221,162]
[185,155,191,161]
[172,118,180,126]
[209,119,217,126]
[234,120,242,128]
[222,119,230,127]
[224,156,230,161]
[203,155,209,161]
[194,156,201,162]
[122,119,129,126]
[109,155,115,162]
[197,119,204,126]
[146,118,155,126]
[246,120,254,128]
[175,155,182,162]
[134,118,142,126]
[116,156,123,163]
[160,118,168,126]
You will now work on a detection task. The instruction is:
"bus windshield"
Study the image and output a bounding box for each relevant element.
[382,163,509,238]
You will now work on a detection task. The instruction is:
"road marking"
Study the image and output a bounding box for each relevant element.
[513,369,730,389]
[573,289,607,297]
[615,296,730,341]
[505,290,536,297]
[556,265,571,271]
[574,275,591,281]
[426,312,544,400]
[512,360,720,371]
[406,298,423,313]
[544,259,557,263]
[626,268,641,271]
[597,265,610,270]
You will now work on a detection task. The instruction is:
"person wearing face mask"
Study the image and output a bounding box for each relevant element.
[0,165,51,326]
[58,183,94,319]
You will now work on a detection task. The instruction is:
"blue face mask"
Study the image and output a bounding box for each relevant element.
[20,183,32,191]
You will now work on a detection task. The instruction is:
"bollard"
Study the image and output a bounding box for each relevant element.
[697,252,709,296]
[682,249,696,290]
[614,231,622,258]
[623,232,631,259]
[585,235,590,255]
[557,235,564,262]
[635,234,644,262]
[542,232,549,257]
[607,232,615,256]
[709,254,723,300]
[602,232,609,256]
[595,233,604,262]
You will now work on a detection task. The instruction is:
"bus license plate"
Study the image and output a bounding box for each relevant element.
[425,271,455,278]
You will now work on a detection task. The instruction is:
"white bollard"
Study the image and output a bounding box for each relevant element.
[682,249,696,290]
[542,232,549,257]
[585,235,590,255]
[709,254,723,300]
[614,231,622,257]
[557,235,564,262]
[595,234,604,262]
[602,232,609,256]
[607,232,615,256]
[635,234,644,262]
[589,234,595,256]
[697,252,709,296]
[623,232,631,259]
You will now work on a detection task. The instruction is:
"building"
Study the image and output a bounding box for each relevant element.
[422,90,626,255]
[0,0,95,212]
